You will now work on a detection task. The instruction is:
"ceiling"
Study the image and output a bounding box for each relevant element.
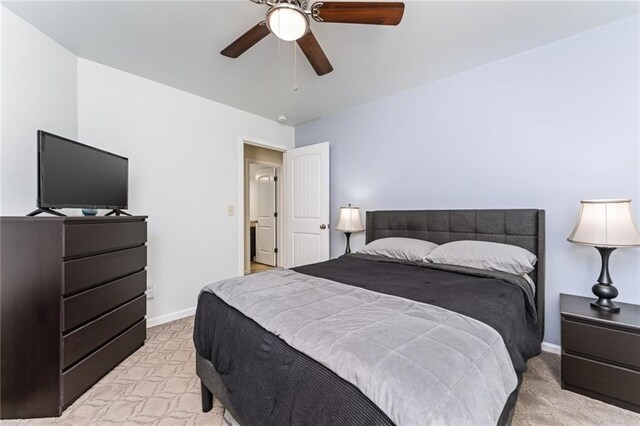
[4,1,638,125]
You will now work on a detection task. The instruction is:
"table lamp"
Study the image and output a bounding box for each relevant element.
[336,204,364,254]
[568,199,640,312]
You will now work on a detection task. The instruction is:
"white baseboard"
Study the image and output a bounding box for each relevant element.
[541,341,561,354]
[147,306,196,328]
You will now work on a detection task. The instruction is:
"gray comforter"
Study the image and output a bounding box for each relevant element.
[204,269,517,426]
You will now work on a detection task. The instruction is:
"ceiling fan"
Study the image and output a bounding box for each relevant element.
[220,0,405,76]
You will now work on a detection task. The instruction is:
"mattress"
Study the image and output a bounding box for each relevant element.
[193,254,541,425]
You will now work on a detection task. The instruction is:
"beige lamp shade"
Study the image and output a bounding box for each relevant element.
[568,199,640,247]
[336,204,364,233]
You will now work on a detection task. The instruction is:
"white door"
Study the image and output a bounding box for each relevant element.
[283,142,330,268]
[255,167,277,266]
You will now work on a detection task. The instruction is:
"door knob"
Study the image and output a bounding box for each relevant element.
[320,224,327,229]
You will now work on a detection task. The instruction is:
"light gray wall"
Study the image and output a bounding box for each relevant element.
[1,7,78,215]
[296,15,640,346]
[78,58,294,321]
[0,6,295,323]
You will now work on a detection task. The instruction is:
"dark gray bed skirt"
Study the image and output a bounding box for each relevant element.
[196,353,242,423]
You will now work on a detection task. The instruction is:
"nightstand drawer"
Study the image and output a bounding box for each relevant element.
[562,318,640,369]
[562,353,640,406]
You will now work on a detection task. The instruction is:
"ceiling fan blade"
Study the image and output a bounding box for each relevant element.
[297,31,333,76]
[311,2,404,25]
[220,21,270,58]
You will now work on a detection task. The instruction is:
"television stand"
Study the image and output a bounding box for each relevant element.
[105,209,131,216]
[26,208,66,217]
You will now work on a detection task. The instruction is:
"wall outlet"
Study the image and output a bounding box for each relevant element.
[227,205,235,216]
[146,282,154,299]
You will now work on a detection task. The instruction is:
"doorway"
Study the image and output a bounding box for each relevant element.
[244,144,283,275]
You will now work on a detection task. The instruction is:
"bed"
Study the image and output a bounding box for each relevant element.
[194,209,545,425]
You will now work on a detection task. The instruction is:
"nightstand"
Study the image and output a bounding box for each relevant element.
[560,293,640,413]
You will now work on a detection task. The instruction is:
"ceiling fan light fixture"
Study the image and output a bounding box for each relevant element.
[266,3,309,41]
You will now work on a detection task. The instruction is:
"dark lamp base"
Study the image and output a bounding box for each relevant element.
[343,232,352,254]
[590,299,620,313]
[589,246,621,313]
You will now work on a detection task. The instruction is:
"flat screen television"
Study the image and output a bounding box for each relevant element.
[36,131,128,212]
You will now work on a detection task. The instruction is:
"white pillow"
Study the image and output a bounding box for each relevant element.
[358,237,439,262]
[424,240,537,275]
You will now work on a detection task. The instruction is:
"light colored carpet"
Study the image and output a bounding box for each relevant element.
[7,317,224,425]
[7,316,640,425]
[513,350,640,426]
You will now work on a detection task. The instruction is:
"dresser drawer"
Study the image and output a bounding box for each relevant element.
[62,319,146,408]
[63,270,146,331]
[562,318,640,369]
[63,295,146,369]
[562,353,640,406]
[63,246,146,295]
[63,221,147,258]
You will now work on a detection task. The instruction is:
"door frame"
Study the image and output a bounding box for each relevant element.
[238,136,288,276]
[246,159,282,271]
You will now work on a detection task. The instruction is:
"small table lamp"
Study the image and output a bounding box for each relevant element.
[336,204,364,254]
[568,199,640,312]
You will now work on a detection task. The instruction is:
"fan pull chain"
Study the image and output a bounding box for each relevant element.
[293,42,298,92]
[277,11,281,55]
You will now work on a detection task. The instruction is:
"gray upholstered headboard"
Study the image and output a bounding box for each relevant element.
[365,209,545,339]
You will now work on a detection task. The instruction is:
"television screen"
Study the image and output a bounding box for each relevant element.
[38,131,128,209]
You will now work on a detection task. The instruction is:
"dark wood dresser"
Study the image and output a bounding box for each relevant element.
[1,216,148,419]
[560,293,640,413]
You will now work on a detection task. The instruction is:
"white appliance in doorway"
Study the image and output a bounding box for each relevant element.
[254,166,277,266]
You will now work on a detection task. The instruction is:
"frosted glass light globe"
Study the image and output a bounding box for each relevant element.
[267,5,309,41]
